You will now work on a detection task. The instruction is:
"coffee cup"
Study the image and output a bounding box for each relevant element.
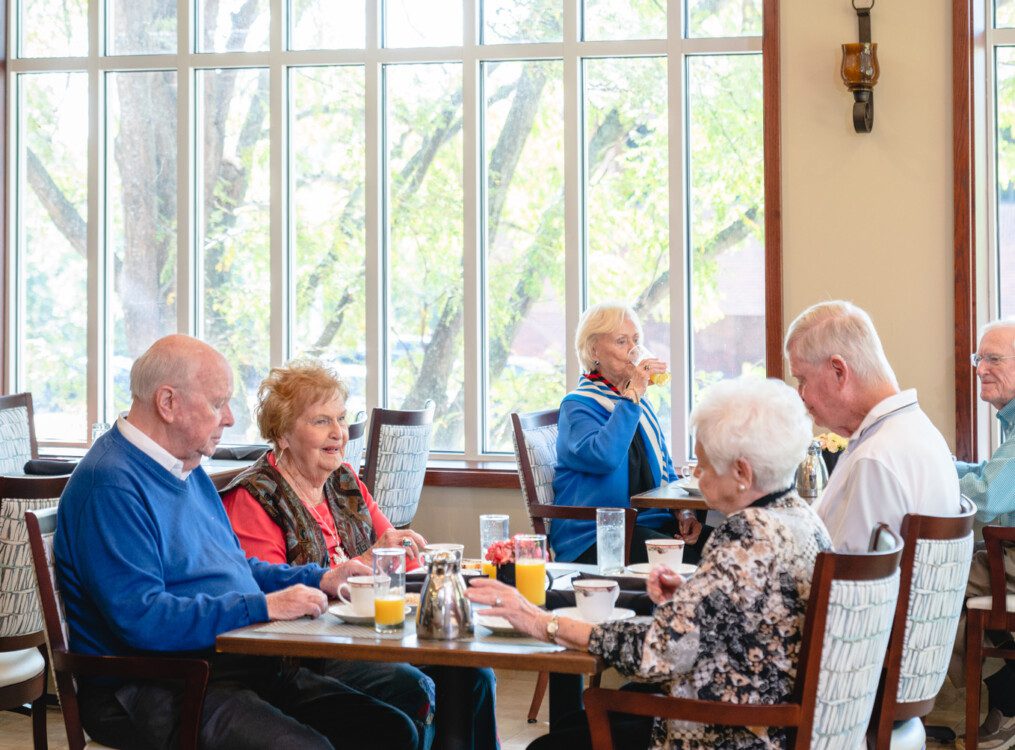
[337,574,379,616]
[572,579,620,623]
[645,539,685,568]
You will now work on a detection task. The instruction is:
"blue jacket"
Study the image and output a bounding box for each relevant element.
[549,391,677,561]
[55,426,327,657]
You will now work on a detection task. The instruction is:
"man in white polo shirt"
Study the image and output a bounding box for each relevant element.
[784,300,959,552]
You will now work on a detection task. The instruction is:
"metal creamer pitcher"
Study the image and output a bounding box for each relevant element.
[416,550,474,640]
[795,440,829,500]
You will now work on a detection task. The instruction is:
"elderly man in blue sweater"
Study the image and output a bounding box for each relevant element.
[55,335,417,749]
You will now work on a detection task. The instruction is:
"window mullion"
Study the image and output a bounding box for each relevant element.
[365,0,383,416]
[563,0,583,390]
[463,0,481,458]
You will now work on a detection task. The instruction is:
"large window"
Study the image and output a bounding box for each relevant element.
[9,1,769,461]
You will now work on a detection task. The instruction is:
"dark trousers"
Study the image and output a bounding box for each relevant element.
[78,654,418,750]
[324,660,499,750]
[525,683,657,750]
[574,513,710,566]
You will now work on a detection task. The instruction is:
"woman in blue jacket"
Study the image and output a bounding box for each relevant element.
[550,302,701,564]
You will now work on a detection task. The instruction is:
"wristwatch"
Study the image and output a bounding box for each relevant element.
[546,613,560,644]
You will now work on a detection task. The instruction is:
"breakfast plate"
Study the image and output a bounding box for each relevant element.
[475,613,527,637]
[674,476,701,496]
[550,607,635,624]
[328,602,411,625]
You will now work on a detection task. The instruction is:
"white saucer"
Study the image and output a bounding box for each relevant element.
[328,602,411,625]
[551,606,635,624]
[625,562,697,577]
[674,476,701,496]
[475,613,527,637]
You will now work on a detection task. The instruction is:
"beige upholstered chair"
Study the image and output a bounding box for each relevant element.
[585,529,904,749]
[362,401,435,528]
[343,411,368,477]
[867,497,975,749]
[0,393,39,475]
[27,508,209,750]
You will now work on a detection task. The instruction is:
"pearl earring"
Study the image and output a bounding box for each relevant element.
[738,484,746,491]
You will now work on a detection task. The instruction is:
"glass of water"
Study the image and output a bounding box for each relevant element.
[479,514,510,577]
[596,508,626,574]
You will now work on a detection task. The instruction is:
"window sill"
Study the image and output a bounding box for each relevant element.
[424,461,520,490]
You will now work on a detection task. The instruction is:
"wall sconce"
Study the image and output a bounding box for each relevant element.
[841,0,878,133]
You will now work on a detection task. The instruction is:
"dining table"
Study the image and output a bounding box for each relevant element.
[216,562,614,750]
[630,483,708,512]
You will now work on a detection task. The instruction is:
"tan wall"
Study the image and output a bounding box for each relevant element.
[416,1,960,524]
[781,0,956,445]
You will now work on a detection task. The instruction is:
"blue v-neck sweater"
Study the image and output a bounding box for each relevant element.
[55,426,326,657]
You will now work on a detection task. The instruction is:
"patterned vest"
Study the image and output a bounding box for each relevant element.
[221,453,376,567]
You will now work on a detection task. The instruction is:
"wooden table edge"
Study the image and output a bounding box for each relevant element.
[216,630,603,675]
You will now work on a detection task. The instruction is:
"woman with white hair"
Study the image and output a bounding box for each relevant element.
[549,302,699,564]
[468,376,832,749]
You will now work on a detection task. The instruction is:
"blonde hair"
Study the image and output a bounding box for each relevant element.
[575,302,643,372]
[256,360,349,446]
[784,300,897,389]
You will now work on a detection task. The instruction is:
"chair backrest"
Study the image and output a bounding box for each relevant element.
[26,507,87,748]
[868,496,975,744]
[344,411,368,476]
[794,530,904,748]
[0,475,67,641]
[510,410,559,533]
[362,402,435,528]
[0,393,38,475]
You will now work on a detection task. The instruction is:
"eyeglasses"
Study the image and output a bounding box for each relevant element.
[971,353,1015,367]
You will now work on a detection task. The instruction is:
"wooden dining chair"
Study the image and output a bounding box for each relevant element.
[511,409,638,723]
[26,508,210,750]
[963,521,1015,749]
[343,411,368,477]
[362,401,435,528]
[584,529,905,750]
[0,393,39,475]
[866,497,975,749]
[0,474,69,750]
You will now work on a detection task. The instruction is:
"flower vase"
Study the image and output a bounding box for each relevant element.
[495,563,516,586]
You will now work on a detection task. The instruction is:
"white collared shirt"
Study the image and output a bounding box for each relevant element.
[116,413,191,480]
[812,389,960,552]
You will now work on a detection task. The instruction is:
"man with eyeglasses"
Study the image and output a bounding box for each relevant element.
[949,319,1015,748]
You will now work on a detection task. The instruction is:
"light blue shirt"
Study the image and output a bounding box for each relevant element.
[956,397,1015,524]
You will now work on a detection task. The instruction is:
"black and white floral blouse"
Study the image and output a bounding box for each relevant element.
[589,491,832,749]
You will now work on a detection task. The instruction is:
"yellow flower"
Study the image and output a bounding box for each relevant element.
[817,432,849,453]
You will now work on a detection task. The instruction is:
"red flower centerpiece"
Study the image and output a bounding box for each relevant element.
[484,539,516,585]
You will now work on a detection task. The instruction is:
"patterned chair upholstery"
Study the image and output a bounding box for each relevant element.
[0,393,38,476]
[343,411,368,476]
[27,508,209,750]
[584,528,904,750]
[0,474,67,750]
[868,497,975,749]
[362,402,435,528]
[509,409,559,536]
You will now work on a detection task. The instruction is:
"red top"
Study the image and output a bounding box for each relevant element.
[222,452,419,571]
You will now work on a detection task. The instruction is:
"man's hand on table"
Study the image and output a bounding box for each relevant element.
[266,584,329,620]
[318,559,372,597]
[646,564,684,606]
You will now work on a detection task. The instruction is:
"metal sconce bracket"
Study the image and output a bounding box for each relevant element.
[841,0,879,133]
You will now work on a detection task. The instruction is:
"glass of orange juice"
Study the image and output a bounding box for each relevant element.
[480,514,510,578]
[513,534,548,606]
[628,345,670,387]
[372,547,406,634]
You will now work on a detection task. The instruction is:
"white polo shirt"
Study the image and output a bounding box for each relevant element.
[813,389,960,552]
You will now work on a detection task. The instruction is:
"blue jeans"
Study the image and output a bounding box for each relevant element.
[325,660,498,750]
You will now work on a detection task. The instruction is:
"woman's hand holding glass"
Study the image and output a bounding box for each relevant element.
[628,345,670,389]
[646,565,685,606]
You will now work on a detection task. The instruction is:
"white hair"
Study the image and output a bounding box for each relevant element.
[979,318,1015,351]
[689,376,813,494]
[783,300,898,389]
[129,335,204,402]
[575,302,643,372]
